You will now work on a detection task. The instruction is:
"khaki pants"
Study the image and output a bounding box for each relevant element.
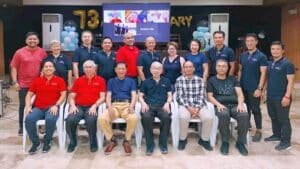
[99,102,138,141]
[179,105,214,141]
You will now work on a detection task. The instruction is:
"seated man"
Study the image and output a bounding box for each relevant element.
[66,60,106,153]
[175,61,214,151]
[99,62,138,156]
[139,61,172,155]
[25,61,66,154]
[207,59,249,156]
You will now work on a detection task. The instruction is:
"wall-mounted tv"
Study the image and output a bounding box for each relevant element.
[103,3,170,43]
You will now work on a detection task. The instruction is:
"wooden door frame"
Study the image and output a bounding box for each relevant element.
[0,20,4,76]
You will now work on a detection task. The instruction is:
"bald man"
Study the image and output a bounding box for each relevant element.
[138,36,161,81]
[139,61,172,155]
[116,33,139,80]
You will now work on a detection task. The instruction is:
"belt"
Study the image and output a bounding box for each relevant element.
[112,99,130,103]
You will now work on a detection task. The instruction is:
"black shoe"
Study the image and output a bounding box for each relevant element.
[235,142,248,156]
[252,130,262,142]
[220,142,229,155]
[18,128,23,136]
[28,143,41,155]
[275,142,292,151]
[159,145,168,154]
[42,143,51,153]
[146,144,155,156]
[90,145,98,153]
[198,138,213,151]
[264,135,281,142]
[67,143,77,153]
[178,139,187,150]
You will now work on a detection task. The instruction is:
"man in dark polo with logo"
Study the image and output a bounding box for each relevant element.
[137,36,161,82]
[264,41,295,151]
[238,33,268,142]
[66,60,106,153]
[139,61,172,155]
[73,30,99,79]
[207,31,235,76]
[96,36,116,82]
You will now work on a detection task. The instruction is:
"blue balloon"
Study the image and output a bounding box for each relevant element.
[70,26,76,32]
[73,38,79,44]
[192,31,197,39]
[61,31,68,39]
[197,26,209,32]
[68,43,76,51]
[197,31,204,38]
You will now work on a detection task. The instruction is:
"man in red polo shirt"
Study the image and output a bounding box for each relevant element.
[66,60,106,153]
[10,32,47,135]
[25,60,66,155]
[116,32,139,80]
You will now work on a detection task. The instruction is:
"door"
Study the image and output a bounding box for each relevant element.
[0,20,4,76]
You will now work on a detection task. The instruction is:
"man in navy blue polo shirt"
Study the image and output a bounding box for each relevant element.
[43,40,73,89]
[73,30,99,79]
[96,36,116,82]
[238,33,268,142]
[139,61,172,155]
[137,36,161,81]
[264,41,295,151]
[99,62,138,156]
[207,31,235,76]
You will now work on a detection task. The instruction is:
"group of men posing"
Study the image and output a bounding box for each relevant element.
[10,30,294,156]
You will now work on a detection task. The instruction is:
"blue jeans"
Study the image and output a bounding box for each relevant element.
[25,108,58,145]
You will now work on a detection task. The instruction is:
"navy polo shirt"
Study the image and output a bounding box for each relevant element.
[96,50,116,82]
[185,52,208,77]
[137,50,161,80]
[72,45,99,76]
[140,77,171,106]
[43,54,72,84]
[240,49,268,92]
[207,45,235,76]
[267,57,295,100]
[107,77,137,100]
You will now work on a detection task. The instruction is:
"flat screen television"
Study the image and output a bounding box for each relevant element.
[103,3,170,43]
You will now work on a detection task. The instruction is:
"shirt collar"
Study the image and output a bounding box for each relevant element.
[214,45,226,52]
[247,49,259,56]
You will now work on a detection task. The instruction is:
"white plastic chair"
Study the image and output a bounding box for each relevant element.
[97,102,144,149]
[22,96,65,152]
[61,103,105,149]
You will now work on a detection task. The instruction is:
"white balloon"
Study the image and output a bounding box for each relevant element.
[204,32,211,39]
[64,36,71,44]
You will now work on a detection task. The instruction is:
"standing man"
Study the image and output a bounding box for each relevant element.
[137,36,160,81]
[116,32,139,82]
[96,36,116,82]
[73,30,99,79]
[207,31,235,76]
[238,33,268,142]
[66,60,106,153]
[99,62,138,156]
[10,32,47,135]
[176,61,214,151]
[264,41,295,151]
[207,59,249,156]
[139,61,172,155]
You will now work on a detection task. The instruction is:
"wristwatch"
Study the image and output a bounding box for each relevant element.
[11,81,17,85]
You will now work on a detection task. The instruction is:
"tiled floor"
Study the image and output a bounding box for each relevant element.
[1,89,300,169]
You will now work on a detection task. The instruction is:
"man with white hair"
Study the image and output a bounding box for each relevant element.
[139,61,172,155]
[66,60,106,153]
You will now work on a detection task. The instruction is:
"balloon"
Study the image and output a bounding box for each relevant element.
[69,32,76,39]
[192,31,198,39]
[74,32,79,37]
[72,10,85,29]
[197,31,204,38]
[64,36,71,44]
[87,9,100,29]
[73,38,79,44]
[61,43,65,50]
[70,26,76,32]
[61,31,68,39]
[204,32,211,39]
[68,43,76,51]
[197,26,209,32]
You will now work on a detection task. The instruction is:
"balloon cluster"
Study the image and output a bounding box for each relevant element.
[192,26,211,51]
[61,20,79,51]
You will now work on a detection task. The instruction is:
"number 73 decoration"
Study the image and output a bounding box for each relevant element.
[73,9,101,30]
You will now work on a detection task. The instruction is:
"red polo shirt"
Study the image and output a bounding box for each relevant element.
[116,45,139,77]
[10,46,47,88]
[29,76,66,109]
[71,75,106,106]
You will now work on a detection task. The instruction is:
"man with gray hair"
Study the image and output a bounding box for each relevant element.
[176,61,214,151]
[66,60,106,153]
[139,61,172,155]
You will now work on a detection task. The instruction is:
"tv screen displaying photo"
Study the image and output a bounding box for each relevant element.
[103,3,170,42]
